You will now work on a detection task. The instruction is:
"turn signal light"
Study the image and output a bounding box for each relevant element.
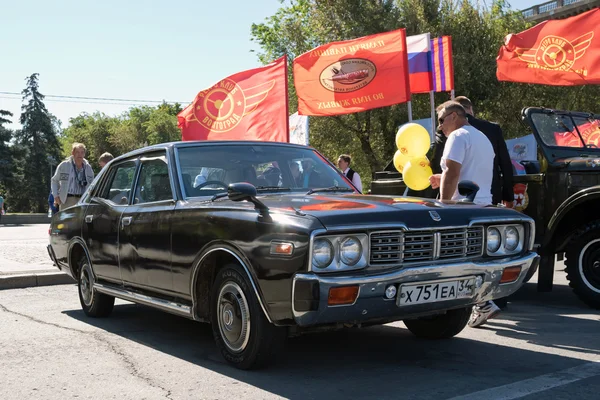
[328,286,359,306]
[500,266,522,283]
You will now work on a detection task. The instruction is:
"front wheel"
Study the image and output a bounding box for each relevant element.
[210,264,286,370]
[403,307,472,339]
[565,221,600,309]
[78,257,115,317]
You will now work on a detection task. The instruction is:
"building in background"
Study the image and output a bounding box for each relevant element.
[522,0,600,23]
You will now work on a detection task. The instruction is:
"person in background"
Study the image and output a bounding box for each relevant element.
[455,96,514,208]
[51,143,95,211]
[337,154,362,193]
[0,193,5,223]
[289,161,302,186]
[98,152,114,169]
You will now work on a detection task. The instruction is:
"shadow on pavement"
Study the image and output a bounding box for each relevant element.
[479,280,600,358]
[63,286,597,400]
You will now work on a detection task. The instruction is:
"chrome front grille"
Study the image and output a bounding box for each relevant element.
[369,227,483,265]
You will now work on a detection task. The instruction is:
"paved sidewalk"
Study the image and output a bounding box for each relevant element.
[0,224,75,290]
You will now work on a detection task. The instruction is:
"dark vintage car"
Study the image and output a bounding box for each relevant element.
[47,141,539,369]
[371,107,600,309]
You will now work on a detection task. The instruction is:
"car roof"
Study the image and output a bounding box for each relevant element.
[110,141,314,164]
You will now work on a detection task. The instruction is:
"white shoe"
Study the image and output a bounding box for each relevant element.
[468,301,501,328]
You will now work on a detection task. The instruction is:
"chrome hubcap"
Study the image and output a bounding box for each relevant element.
[217,282,250,353]
[80,263,94,306]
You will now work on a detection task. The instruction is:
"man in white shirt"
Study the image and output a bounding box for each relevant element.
[337,154,362,193]
[429,101,494,205]
[429,100,500,328]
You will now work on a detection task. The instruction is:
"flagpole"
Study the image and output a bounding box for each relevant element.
[407,101,413,122]
[284,54,290,143]
[450,89,455,100]
[429,91,435,143]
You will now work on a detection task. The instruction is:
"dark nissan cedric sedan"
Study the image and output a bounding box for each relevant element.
[47,141,539,369]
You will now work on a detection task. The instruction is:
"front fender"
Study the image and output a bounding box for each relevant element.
[544,186,600,248]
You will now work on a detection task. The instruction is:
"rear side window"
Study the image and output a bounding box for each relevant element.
[134,157,173,204]
[101,162,137,205]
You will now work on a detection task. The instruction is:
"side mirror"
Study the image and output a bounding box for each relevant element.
[228,182,269,213]
[458,180,479,203]
[228,182,257,202]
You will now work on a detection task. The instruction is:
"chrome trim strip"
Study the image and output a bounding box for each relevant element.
[190,247,273,323]
[67,237,93,278]
[94,283,193,319]
[433,232,441,260]
[173,146,188,200]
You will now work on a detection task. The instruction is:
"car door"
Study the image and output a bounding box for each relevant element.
[118,152,176,294]
[83,160,138,284]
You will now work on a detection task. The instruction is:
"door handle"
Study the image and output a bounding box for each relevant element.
[85,215,93,223]
[121,216,133,228]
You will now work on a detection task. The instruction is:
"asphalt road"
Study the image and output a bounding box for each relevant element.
[1,225,599,399]
[0,276,598,399]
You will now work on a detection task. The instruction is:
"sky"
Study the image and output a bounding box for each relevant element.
[0,0,542,130]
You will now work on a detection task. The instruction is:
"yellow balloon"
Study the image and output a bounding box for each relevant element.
[393,150,411,173]
[396,123,431,158]
[403,157,433,191]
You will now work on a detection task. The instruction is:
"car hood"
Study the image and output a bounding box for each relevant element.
[256,193,519,229]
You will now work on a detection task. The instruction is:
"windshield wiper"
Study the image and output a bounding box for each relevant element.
[306,186,354,195]
[255,186,291,192]
[211,193,228,201]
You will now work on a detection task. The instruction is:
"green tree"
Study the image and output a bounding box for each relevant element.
[0,110,14,194]
[13,73,62,212]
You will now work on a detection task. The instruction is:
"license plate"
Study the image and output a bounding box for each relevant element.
[397,277,475,306]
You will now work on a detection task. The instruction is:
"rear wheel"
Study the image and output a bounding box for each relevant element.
[403,307,472,339]
[565,221,600,309]
[78,257,114,317]
[210,264,286,370]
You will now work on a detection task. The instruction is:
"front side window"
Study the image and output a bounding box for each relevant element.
[134,156,173,204]
[101,162,137,205]
[177,144,353,198]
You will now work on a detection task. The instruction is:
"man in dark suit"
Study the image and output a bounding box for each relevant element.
[455,96,514,208]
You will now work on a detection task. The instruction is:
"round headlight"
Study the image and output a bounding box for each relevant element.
[313,239,334,268]
[340,236,362,266]
[504,226,520,251]
[487,228,501,253]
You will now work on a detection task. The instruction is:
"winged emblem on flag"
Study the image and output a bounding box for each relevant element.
[514,32,593,70]
[178,78,276,133]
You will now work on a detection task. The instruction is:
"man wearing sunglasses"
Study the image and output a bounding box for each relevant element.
[429,101,494,205]
[429,101,502,329]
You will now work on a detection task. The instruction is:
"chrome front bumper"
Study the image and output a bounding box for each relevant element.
[292,252,539,327]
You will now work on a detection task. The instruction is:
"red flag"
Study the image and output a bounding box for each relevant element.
[178,56,288,142]
[293,29,410,116]
[430,36,454,92]
[497,8,600,86]
[555,119,600,147]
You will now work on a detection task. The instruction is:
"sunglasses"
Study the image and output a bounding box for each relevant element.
[438,111,455,125]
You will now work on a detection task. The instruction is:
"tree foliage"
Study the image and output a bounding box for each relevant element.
[60,102,183,171]
[9,74,62,212]
[0,110,14,195]
[251,0,600,190]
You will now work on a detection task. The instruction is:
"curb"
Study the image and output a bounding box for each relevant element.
[0,272,76,290]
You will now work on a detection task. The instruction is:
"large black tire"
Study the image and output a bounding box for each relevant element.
[77,257,115,317]
[564,221,600,309]
[403,307,472,339]
[210,264,286,370]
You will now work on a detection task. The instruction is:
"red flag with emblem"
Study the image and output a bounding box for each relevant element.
[293,29,411,116]
[496,8,600,86]
[177,55,288,141]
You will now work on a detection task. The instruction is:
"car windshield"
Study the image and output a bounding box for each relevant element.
[176,144,354,198]
[531,112,600,150]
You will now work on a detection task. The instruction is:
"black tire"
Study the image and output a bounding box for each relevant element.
[403,306,472,339]
[565,221,600,309]
[77,257,115,317]
[210,264,286,370]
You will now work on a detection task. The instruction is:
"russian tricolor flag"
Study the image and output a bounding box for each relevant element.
[407,33,433,94]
